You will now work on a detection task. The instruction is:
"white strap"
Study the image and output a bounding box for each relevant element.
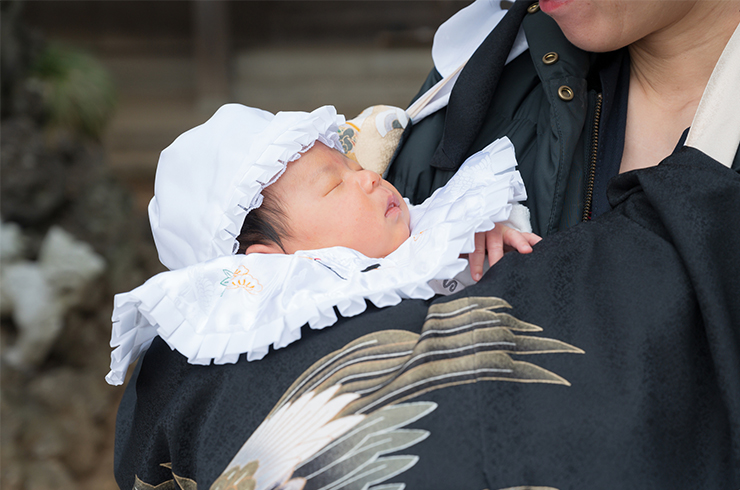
[406,62,466,123]
[685,22,740,168]
[406,1,529,124]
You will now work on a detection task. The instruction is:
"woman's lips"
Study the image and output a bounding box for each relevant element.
[539,0,572,14]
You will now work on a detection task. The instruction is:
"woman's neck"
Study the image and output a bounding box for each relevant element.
[620,2,740,173]
[628,2,739,108]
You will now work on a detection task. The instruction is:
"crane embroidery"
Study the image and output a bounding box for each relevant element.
[207,296,583,490]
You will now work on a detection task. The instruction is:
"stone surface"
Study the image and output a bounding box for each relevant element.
[1,7,160,488]
[0,221,25,262]
[2,226,106,368]
[2,261,61,367]
[25,459,77,490]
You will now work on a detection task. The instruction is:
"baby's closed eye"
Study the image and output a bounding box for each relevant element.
[325,179,342,195]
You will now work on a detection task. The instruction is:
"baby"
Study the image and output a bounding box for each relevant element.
[236,139,537,272]
[106,104,538,385]
[235,139,413,260]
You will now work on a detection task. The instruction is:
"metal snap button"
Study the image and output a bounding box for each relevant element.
[558,85,575,101]
[527,3,540,13]
[542,52,559,65]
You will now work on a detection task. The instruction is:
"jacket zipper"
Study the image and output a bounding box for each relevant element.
[582,92,603,221]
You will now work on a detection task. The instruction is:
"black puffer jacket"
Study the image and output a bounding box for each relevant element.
[387,3,740,236]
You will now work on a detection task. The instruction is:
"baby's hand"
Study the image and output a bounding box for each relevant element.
[467,225,542,282]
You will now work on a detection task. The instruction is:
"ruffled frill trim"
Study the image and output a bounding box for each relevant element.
[213,105,345,257]
[106,137,524,385]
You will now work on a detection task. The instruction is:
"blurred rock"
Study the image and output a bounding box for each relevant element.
[2,226,106,368]
[1,0,45,121]
[0,221,25,262]
[0,3,160,489]
[39,226,106,306]
[0,394,24,490]
[1,221,26,318]
[25,459,76,490]
[2,261,60,368]
[26,370,105,476]
[0,117,69,232]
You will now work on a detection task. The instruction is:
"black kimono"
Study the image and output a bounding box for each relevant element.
[114,147,740,490]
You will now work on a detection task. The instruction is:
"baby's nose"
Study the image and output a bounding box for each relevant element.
[356,169,381,191]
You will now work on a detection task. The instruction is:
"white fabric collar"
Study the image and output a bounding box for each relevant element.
[106,137,525,385]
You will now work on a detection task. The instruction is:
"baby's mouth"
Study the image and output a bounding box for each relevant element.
[385,194,401,217]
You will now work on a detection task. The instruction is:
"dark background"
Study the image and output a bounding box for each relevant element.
[20,0,468,208]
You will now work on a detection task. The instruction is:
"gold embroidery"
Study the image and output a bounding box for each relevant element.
[210,461,258,490]
[274,296,583,418]
[133,475,177,490]
[133,464,198,490]
[213,296,583,489]
[173,473,198,490]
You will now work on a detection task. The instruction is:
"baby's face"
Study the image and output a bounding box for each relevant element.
[270,142,411,258]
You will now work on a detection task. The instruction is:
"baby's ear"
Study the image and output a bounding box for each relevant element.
[244,243,284,255]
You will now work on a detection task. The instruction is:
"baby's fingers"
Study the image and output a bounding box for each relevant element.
[502,228,541,254]
[469,232,487,282]
[486,226,505,266]
[523,232,542,247]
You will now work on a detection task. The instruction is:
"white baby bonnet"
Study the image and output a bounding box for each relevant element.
[106,107,525,385]
[149,103,345,271]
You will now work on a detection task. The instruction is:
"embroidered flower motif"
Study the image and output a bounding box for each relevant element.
[412,230,426,241]
[221,266,263,295]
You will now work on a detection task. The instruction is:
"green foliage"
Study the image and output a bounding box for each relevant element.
[31,43,117,139]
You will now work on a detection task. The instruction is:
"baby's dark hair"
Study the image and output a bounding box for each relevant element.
[235,186,291,254]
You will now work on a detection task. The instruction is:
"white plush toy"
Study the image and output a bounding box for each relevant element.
[337,105,409,176]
